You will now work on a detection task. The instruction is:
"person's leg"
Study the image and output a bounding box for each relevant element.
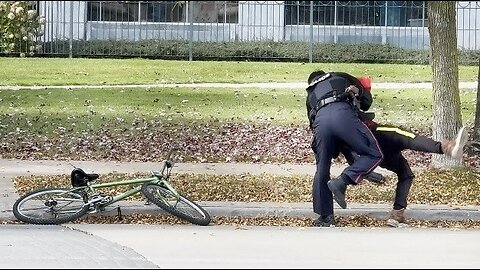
[334,115,383,183]
[375,126,441,153]
[375,125,469,159]
[379,152,414,228]
[327,107,383,209]
[339,144,386,184]
[311,128,337,226]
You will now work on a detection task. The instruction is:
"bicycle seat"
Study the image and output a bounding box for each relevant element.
[71,168,99,187]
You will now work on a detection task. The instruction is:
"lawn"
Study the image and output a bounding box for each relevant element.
[0,87,476,133]
[0,58,477,164]
[1,57,478,86]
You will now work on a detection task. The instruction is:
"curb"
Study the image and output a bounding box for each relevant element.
[3,201,480,224]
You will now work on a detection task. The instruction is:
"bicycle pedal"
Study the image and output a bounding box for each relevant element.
[88,204,106,214]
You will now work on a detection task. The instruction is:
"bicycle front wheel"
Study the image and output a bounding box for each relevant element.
[141,183,211,226]
[13,188,89,225]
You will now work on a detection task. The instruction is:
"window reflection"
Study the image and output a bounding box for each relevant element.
[86,1,238,23]
[284,1,426,27]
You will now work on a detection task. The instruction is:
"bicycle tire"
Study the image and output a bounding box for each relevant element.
[141,183,211,226]
[13,188,89,225]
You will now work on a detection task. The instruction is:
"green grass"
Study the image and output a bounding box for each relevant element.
[371,88,477,128]
[0,87,476,134]
[1,57,478,86]
[0,87,305,135]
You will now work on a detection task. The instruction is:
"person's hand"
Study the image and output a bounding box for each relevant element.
[345,85,359,96]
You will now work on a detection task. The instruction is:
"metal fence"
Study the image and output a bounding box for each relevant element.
[5,1,480,61]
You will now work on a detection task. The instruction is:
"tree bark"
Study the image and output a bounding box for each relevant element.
[472,58,480,154]
[474,59,480,141]
[427,1,463,168]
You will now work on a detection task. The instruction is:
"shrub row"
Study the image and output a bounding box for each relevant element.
[20,39,480,65]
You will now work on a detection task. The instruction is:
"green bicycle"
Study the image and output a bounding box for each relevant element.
[12,148,211,226]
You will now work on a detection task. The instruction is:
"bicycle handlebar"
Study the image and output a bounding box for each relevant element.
[160,147,179,174]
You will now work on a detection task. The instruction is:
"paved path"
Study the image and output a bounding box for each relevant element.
[66,224,480,269]
[0,81,478,90]
[0,224,158,269]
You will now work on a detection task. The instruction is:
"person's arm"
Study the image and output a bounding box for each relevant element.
[357,85,373,111]
[357,87,373,111]
[333,72,373,111]
[306,98,314,130]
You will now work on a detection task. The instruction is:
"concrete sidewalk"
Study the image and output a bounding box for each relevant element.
[1,158,479,223]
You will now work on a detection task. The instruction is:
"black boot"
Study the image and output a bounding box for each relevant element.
[366,171,385,184]
[313,214,335,227]
[327,176,348,209]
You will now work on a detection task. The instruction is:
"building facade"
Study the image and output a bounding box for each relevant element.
[38,1,480,50]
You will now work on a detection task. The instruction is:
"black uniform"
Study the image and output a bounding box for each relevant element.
[306,72,383,218]
[341,124,443,210]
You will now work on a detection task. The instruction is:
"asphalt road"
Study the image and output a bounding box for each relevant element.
[67,224,480,269]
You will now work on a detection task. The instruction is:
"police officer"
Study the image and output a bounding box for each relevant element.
[306,70,383,227]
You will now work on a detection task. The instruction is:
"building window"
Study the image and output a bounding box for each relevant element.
[285,1,336,25]
[86,1,186,22]
[336,1,385,26]
[144,1,187,22]
[386,1,426,26]
[86,1,238,23]
[285,1,426,26]
[190,1,238,23]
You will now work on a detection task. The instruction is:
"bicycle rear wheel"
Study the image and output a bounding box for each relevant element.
[141,183,211,226]
[13,188,89,225]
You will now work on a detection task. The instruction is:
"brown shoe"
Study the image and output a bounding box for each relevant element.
[387,208,408,228]
[441,126,468,160]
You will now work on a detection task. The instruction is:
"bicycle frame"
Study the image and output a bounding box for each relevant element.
[69,148,181,209]
[71,173,181,208]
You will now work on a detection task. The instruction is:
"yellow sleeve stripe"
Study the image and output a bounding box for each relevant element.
[376,127,416,138]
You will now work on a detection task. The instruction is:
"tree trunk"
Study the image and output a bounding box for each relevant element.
[427,1,463,168]
[474,59,480,142]
[472,58,480,153]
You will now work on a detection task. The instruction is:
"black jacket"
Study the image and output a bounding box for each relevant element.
[305,72,373,130]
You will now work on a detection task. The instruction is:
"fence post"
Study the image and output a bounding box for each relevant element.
[334,1,338,43]
[69,1,73,58]
[309,1,314,63]
[188,1,193,61]
[383,2,388,45]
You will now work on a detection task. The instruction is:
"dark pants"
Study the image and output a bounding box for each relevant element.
[342,125,443,210]
[311,102,383,217]
[374,126,442,210]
